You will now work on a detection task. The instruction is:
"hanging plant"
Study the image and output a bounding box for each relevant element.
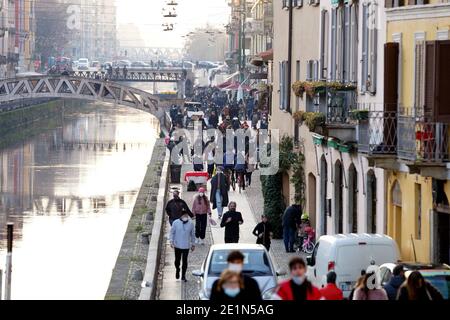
[291,150,306,206]
[293,111,305,122]
[303,112,326,132]
[292,81,306,98]
[293,81,357,99]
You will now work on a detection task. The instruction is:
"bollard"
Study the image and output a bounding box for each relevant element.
[5,223,13,300]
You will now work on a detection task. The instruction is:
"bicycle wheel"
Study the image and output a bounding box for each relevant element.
[305,242,315,254]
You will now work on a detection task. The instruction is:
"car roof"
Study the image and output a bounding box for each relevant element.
[210,243,266,251]
[319,233,395,246]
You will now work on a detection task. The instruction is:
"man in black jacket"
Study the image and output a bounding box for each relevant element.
[252,214,273,251]
[210,251,262,301]
[220,202,243,243]
[282,204,301,253]
[165,191,193,225]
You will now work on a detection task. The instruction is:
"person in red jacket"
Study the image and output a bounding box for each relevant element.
[274,257,322,300]
[320,271,344,300]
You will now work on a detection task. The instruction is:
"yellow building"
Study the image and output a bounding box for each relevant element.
[380,0,450,264]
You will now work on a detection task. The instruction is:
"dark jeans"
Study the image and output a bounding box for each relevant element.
[195,214,208,240]
[174,248,189,277]
[246,172,253,186]
[225,236,239,244]
[283,226,296,252]
[207,164,215,177]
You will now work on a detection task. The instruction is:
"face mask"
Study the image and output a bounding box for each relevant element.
[224,287,240,298]
[199,193,204,197]
[228,263,243,273]
[292,275,306,286]
[181,217,189,223]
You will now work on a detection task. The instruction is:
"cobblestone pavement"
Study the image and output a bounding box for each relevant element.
[245,170,304,277]
[158,158,304,299]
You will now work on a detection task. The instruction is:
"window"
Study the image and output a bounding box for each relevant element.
[279,60,289,110]
[306,60,314,81]
[320,9,329,80]
[414,33,426,114]
[361,2,377,94]
[330,8,337,81]
[415,183,422,240]
[208,250,273,276]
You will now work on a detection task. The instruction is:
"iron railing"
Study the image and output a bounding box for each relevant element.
[358,110,398,155]
[398,116,450,163]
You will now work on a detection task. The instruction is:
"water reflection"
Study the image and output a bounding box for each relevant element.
[0,102,158,299]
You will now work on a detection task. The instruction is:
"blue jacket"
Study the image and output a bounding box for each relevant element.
[170,218,196,250]
[384,275,405,300]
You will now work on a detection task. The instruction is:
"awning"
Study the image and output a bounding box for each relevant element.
[259,48,273,61]
[248,72,268,80]
[216,71,240,88]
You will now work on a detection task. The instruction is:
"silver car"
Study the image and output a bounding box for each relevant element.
[192,244,285,300]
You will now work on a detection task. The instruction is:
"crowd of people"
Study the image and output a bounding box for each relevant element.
[163,89,444,301]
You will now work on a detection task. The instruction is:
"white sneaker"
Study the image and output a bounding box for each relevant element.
[195,238,199,244]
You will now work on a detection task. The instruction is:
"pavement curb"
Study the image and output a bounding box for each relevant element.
[139,149,170,300]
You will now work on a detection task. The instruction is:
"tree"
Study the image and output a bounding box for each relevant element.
[35,0,72,65]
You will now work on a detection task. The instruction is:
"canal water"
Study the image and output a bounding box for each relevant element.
[0,101,159,299]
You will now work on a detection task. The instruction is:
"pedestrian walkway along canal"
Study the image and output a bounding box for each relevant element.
[0,102,159,299]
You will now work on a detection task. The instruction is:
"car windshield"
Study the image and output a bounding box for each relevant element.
[422,273,450,299]
[208,250,273,277]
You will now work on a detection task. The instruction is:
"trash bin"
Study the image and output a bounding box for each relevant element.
[170,164,182,183]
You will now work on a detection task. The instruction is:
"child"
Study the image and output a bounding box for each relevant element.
[252,214,273,251]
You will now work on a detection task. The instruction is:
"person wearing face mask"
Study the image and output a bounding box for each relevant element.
[165,191,193,226]
[210,251,262,301]
[169,212,196,282]
[210,270,244,301]
[191,187,211,245]
[220,202,244,244]
[274,257,322,300]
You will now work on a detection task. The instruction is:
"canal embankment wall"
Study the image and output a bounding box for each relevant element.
[0,99,85,149]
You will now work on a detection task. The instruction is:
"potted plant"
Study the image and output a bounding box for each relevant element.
[304,112,326,132]
[293,111,305,122]
[350,109,369,121]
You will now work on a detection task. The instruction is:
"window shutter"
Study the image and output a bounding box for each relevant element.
[320,9,328,80]
[424,41,436,120]
[285,61,290,110]
[343,5,351,83]
[361,4,368,92]
[384,42,399,112]
[414,41,426,114]
[330,8,337,81]
[314,60,319,81]
[368,3,378,94]
[279,61,283,109]
[336,7,344,82]
[306,60,312,81]
[435,40,450,122]
[350,4,358,83]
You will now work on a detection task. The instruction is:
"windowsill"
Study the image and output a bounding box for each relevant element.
[386,2,450,21]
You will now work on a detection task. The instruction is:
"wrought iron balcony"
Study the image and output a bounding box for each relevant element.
[358,110,398,156]
[398,116,450,163]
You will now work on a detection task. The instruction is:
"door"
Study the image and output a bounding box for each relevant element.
[394,206,402,252]
[437,212,450,265]
[384,42,399,152]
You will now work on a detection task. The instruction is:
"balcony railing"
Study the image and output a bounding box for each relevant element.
[398,116,450,163]
[358,111,398,155]
[326,90,357,124]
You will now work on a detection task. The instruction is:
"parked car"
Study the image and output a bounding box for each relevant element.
[379,262,450,299]
[77,58,89,70]
[306,234,400,298]
[192,244,285,300]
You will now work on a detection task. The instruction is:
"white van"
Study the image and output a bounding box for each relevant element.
[306,234,400,297]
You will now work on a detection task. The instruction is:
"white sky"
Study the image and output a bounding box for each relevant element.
[116,0,230,48]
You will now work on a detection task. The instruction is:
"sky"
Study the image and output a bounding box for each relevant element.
[115,0,230,48]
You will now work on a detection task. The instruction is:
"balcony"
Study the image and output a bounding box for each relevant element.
[357,110,398,157]
[398,116,449,163]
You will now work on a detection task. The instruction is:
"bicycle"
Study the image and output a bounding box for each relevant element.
[302,235,315,254]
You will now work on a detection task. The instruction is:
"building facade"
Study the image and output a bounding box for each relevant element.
[271,0,388,237]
